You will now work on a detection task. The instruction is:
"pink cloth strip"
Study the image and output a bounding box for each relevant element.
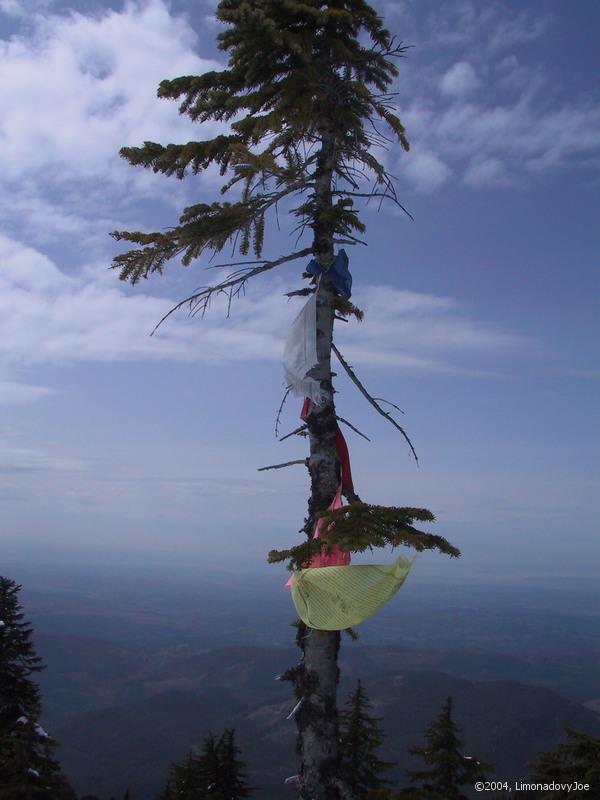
[285,487,350,588]
[286,398,354,588]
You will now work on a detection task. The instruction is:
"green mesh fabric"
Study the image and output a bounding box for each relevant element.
[290,556,414,630]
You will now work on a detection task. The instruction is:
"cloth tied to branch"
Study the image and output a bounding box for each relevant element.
[286,399,413,628]
[282,249,352,404]
[305,249,352,298]
[300,398,354,496]
[290,556,414,630]
[282,294,327,406]
[284,487,350,589]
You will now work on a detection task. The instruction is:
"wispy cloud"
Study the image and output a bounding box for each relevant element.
[439,61,480,97]
[0,234,531,378]
[384,2,600,192]
[0,444,88,473]
[336,285,530,375]
[0,380,56,405]
[419,2,552,52]
[0,0,224,250]
[0,0,53,18]
[0,0,218,184]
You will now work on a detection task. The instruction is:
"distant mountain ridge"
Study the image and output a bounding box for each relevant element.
[42,645,600,800]
[13,565,600,798]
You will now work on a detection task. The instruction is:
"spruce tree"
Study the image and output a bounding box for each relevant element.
[528,728,600,799]
[157,730,252,799]
[406,697,490,800]
[339,680,393,798]
[159,737,218,799]
[0,576,76,800]
[111,2,460,796]
[216,729,252,799]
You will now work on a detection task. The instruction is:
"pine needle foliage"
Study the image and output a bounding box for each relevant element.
[111,0,411,290]
[0,576,76,800]
[339,680,394,798]
[328,296,365,320]
[156,729,253,800]
[407,697,491,800]
[268,504,459,571]
[216,729,253,799]
[528,729,600,799]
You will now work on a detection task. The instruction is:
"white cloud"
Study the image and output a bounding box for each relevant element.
[0,0,51,18]
[0,0,226,251]
[403,147,451,193]
[0,444,88,473]
[0,380,56,404]
[390,3,600,191]
[488,11,552,51]
[0,235,527,375]
[463,157,509,188]
[336,285,529,374]
[439,61,480,97]
[0,1,219,184]
[400,86,600,190]
[423,2,551,52]
[0,233,291,367]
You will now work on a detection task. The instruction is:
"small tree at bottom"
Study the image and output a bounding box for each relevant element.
[528,728,600,799]
[339,680,394,798]
[0,576,76,800]
[157,729,252,800]
[216,729,253,799]
[406,696,491,800]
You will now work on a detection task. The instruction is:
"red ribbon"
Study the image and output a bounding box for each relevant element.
[300,398,354,496]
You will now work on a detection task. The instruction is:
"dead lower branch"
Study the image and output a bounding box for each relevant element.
[275,387,291,438]
[331,190,414,221]
[279,424,308,442]
[373,397,404,414]
[285,288,315,298]
[331,343,418,463]
[258,459,308,472]
[336,416,370,442]
[150,247,314,334]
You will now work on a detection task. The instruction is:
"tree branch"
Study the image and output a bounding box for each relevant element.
[331,343,418,463]
[150,248,313,334]
[331,190,414,221]
[258,459,308,472]
[336,415,371,442]
[279,424,308,442]
[373,397,404,414]
[285,287,315,298]
[275,387,291,438]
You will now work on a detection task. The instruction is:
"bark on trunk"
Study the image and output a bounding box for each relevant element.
[295,279,346,800]
[291,103,353,799]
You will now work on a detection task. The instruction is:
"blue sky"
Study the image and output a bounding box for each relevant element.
[1,0,598,582]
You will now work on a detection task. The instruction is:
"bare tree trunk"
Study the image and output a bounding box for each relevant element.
[290,106,353,798]
[295,278,346,800]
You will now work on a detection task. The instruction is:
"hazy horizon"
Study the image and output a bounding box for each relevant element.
[1,0,599,583]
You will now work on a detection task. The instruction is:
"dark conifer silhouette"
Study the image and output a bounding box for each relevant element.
[406,696,491,800]
[529,728,600,799]
[0,576,76,799]
[157,729,252,799]
[339,680,394,798]
[216,729,253,799]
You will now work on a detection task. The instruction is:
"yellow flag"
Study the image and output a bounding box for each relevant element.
[290,556,414,630]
